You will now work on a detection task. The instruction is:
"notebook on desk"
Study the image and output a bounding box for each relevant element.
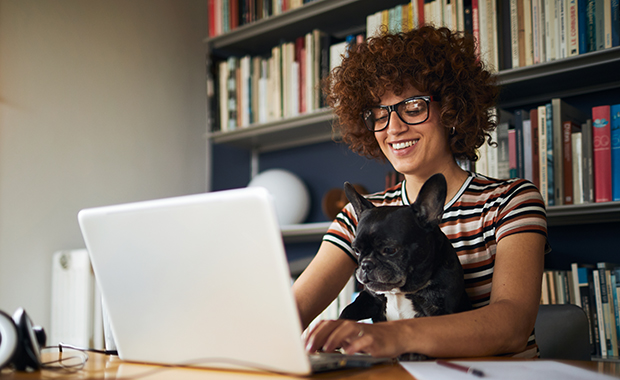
[77,187,390,376]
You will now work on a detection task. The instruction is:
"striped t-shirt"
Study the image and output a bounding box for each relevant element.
[323,172,548,358]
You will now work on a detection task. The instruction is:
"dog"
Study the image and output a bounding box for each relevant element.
[339,173,472,353]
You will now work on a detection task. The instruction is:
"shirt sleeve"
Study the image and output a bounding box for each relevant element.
[322,203,358,263]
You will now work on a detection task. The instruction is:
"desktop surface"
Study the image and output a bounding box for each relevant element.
[1,352,619,379]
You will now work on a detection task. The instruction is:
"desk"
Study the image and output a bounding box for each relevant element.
[1,353,619,379]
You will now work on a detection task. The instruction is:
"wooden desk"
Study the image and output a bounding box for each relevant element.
[1,353,618,379]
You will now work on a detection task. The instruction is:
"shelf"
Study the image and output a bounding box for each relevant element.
[278,202,620,245]
[208,108,337,152]
[546,202,620,226]
[497,47,620,108]
[281,221,331,243]
[204,0,410,57]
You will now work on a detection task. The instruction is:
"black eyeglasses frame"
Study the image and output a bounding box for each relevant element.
[361,95,441,132]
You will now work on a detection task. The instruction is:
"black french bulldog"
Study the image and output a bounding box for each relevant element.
[339,173,471,358]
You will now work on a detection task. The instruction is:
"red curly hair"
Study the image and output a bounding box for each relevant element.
[323,25,499,162]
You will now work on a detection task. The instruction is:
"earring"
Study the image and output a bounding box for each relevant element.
[450,126,456,135]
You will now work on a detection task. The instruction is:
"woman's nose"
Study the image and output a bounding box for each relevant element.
[386,112,408,135]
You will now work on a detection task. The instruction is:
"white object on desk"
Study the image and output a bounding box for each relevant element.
[401,360,616,380]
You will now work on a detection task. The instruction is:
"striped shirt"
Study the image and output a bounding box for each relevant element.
[323,172,548,358]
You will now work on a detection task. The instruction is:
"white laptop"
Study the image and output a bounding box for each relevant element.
[78,187,389,376]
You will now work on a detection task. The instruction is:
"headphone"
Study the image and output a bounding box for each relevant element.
[0,308,46,371]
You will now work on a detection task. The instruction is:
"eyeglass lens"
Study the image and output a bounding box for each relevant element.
[363,97,429,131]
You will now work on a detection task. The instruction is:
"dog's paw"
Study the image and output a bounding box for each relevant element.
[398,352,430,361]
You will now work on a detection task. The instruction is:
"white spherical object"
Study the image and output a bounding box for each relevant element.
[248,169,310,225]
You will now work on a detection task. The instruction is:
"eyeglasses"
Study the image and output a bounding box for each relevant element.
[361,95,441,132]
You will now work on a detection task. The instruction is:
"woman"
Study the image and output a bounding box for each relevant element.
[292,25,548,359]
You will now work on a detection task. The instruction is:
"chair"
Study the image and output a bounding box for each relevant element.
[534,304,591,361]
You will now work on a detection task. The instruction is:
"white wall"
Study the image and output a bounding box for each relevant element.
[0,0,208,329]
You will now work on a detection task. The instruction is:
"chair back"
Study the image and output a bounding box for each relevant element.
[535,304,591,361]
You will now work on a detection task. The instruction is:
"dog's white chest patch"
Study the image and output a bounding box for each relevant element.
[383,292,416,321]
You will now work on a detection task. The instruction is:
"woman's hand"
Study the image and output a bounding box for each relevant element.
[304,319,406,358]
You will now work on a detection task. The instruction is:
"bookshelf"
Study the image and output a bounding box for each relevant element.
[205,2,620,239]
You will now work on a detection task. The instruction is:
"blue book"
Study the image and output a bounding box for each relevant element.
[579,0,588,53]
[546,103,555,206]
[612,104,620,201]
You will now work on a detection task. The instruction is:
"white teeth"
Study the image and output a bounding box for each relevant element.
[391,140,417,150]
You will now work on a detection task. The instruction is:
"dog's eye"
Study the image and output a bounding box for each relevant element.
[353,248,361,256]
[382,247,397,255]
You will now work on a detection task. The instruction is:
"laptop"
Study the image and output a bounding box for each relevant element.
[78,187,390,376]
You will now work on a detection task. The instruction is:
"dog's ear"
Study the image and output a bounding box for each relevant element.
[412,173,447,228]
[344,182,374,219]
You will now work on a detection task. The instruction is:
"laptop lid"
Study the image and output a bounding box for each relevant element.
[78,187,312,375]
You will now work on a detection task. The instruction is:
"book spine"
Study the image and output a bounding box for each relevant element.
[538,105,548,204]
[593,105,612,202]
[572,131,584,204]
[578,0,588,53]
[568,0,580,55]
[531,108,540,189]
[613,0,620,46]
[594,269,608,358]
[586,0,596,52]
[611,104,620,201]
[563,121,574,204]
[546,103,555,205]
[582,119,594,202]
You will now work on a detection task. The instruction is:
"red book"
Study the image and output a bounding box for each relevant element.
[295,36,305,114]
[530,108,540,190]
[418,0,425,24]
[472,0,480,59]
[208,0,217,37]
[592,105,612,202]
[562,121,580,204]
[229,0,239,30]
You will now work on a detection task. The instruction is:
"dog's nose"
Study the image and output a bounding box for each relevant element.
[360,260,375,272]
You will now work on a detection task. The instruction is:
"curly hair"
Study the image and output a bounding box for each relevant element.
[323,25,499,162]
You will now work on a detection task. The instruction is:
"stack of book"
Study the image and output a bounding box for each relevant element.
[208,0,319,37]
[545,263,620,359]
[476,102,620,204]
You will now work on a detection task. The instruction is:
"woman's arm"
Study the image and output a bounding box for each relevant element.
[292,241,358,330]
[305,232,545,358]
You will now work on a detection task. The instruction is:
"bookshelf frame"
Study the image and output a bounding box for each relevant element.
[205,2,620,241]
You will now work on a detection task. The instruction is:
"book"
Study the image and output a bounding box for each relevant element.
[592,105,612,202]
[567,0,580,55]
[611,104,620,201]
[571,263,600,355]
[593,268,608,357]
[538,105,549,204]
[562,121,581,204]
[572,130,584,204]
[582,118,595,202]
[514,109,529,178]
[551,98,588,205]
[598,263,619,357]
[497,110,514,179]
[523,119,534,182]
[530,108,541,189]
[509,128,517,177]
[545,103,554,205]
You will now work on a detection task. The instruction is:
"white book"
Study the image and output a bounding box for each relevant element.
[290,60,300,117]
[240,55,251,127]
[487,129,499,178]
[305,32,314,113]
[511,0,520,68]
[604,0,612,48]
[532,0,541,63]
[566,0,579,56]
[538,105,548,205]
[544,0,556,61]
[558,0,567,59]
[412,0,421,27]
[572,131,583,204]
[523,0,534,65]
